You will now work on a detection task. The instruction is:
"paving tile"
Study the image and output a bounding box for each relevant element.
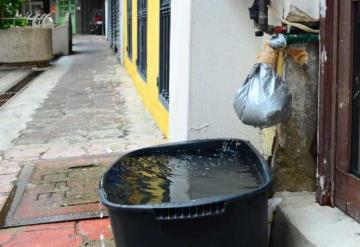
[0,36,164,246]
[78,219,113,241]
[8,36,165,152]
[0,183,14,193]
[0,161,21,175]
[0,219,114,247]
[4,147,45,161]
[0,232,13,246]
[41,146,87,160]
[82,144,111,155]
[81,238,116,247]
[0,174,17,183]
[1,222,82,247]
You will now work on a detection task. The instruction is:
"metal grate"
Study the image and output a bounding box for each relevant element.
[158,0,171,109]
[137,0,147,79]
[0,93,15,101]
[1,155,116,228]
[0,71,42,108]
[127,0,132,58]
[6,71,42,93]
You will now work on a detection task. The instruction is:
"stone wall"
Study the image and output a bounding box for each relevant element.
[271,43,319,191]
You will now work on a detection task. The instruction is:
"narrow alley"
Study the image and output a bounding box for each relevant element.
[3,0,360,246]
[0,36,165,246]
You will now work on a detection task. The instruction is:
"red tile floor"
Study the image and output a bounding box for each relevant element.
[0,219,114,247]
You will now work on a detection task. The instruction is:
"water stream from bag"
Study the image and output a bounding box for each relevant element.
[103,149,262,205]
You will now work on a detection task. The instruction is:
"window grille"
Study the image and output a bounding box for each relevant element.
[158,0,171,108]
[137,0,147,78]
[127,0,132,58]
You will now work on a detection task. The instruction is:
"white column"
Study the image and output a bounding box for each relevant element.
[169,0,263,151]
[169,0,192,141]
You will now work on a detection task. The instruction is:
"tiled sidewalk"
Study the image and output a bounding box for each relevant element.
[0,219,114,247]
[0,35,165,219]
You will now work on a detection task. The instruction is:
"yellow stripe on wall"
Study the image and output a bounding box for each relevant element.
[123,0,169,138]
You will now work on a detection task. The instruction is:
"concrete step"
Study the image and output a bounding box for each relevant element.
[270,192,360,247]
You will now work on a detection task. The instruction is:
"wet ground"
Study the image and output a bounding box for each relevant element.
[0,35,165,246]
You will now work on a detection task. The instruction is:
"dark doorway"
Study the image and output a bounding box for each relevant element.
[80,0,104,35]
[22,0,50,14]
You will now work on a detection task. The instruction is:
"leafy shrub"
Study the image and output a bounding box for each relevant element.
[0,0,26,29]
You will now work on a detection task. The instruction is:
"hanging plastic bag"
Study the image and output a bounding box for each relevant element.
[233,34,292,128]
[233,60,292,128]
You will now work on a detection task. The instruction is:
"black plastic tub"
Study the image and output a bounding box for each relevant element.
[99,139,272,247]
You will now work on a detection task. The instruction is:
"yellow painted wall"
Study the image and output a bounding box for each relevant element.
[123,0,169,137]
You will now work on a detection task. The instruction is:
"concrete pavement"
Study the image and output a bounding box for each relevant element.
[0,35,165,235]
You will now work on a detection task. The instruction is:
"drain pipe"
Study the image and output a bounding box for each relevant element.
[258,0,269,32]
[249,0,274,36]
[285,34,320,44]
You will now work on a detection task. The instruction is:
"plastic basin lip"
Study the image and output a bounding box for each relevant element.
[99,179,271,212]
[99,138,272,212]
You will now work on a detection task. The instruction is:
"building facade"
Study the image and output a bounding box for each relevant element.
[120,0,262,142]
[122,0,170,137]
[23,0,105,34]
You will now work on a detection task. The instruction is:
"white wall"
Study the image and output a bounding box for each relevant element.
[169,0,192,142]
[283,0,319,20]
[170,0,263,151]
[169,0,319,152]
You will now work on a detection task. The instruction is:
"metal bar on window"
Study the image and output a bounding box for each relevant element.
[127,0,132,58]
[158,0,171,108]
[137,0,147,79]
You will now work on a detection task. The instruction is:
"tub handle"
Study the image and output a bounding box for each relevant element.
[154,201,227,221]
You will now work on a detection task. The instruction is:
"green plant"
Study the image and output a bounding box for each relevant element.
[0,0,26,29]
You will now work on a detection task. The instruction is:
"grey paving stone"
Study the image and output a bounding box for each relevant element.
[0,36,165,215]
